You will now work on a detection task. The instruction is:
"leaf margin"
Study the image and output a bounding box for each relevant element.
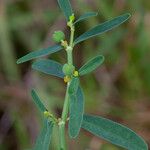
[69,86,84,138]
[57,0,73,21]
[82,114,148,150]
[79,55,105,76]
[74,12,98,24]
[74,13,131,45]
[32,59,65,78]
[17,45,63,64]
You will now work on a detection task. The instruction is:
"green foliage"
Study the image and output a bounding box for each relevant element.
[68,77,79,95]
[57,0,73,21]
[32,59,64,78]
[52,31,65,43]
[31,89,47,113]
[74,12,98,24]
[74,13,131,45]
[79,55,105,76]
[69,87,84,138]
[16,0,148,149]
[68,77,82,138]
[17,45,62,64]
[82,114,148,150]
[33,119,53,150]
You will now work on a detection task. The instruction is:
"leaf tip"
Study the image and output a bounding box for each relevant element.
[96,55,105,65]
[16,59,21,64]
[31,89,35,94]
[124,13,132,20]
[31,89,37,99]
[31,62,36,69]
[127,13,131,17]
[69,130,79,139]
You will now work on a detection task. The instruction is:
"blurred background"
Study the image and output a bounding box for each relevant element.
[0,0,150,149]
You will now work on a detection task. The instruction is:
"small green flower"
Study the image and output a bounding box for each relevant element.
[67,14,75,27]
[69,14,75,23]
[52,31,65,43]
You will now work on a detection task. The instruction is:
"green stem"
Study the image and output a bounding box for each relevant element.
[59,23,75,150]
[67,25,75,65]
[59,123,66,150]
[67,49,73,65]
[70,26,75,47]
[59,83,70,150]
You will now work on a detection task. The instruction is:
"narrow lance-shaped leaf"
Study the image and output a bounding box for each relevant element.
[33,119,54,150]
[74,13,131,45]
[57,0,73,21]
[68,77,80,95]
[69,86,84,138]
[82,114,148,150]
[31,89,47,112]
[79,55,104,76]
[32,59,64,78]
[74,12,98,25]
[17,45,62,64]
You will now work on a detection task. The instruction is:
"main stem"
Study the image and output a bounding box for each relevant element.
[59,24,75,150]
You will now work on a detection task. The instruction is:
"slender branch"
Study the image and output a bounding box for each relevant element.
[67,48,73,65]
[69,26,75,47]
[59,121,66,150]
[59,21,75,150]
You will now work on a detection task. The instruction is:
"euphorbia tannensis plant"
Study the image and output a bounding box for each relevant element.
[17,0,148,150]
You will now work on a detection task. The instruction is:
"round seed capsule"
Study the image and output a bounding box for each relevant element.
[62,64,75,76]
[52,31,65,43]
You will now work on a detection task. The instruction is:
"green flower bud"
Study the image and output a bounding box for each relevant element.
[62,64,75,76]
[69,14,75,23]
[52,31,65,43]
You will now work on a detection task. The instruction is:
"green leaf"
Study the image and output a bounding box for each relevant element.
[79,55,104,76]
[31,89,47,112]
[68,77,80,95]
[33,119,53,150]
[82,114,148,150]
[17,45,62,64]
[32,59,64,78]
[74,12,98,24]
[74,13,131,45]
[69,87,84,138]
[57,0,73,21]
